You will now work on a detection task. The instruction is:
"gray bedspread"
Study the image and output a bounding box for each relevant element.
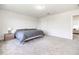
[14,29,45,43]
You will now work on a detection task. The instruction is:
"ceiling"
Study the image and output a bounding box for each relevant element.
[0,4,79,18]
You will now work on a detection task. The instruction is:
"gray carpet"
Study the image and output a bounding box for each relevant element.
[0,35,79,55]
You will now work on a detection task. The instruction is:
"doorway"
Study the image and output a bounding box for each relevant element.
[73,15,79,40]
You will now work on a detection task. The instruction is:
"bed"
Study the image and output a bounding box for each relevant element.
[73,26,79,34]
[73,29,79,34]
[14,29,45,43]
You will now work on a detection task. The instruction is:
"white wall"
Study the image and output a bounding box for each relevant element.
[38,13,72,39]
[0,10,38,33]
[38,9,79,39]
[0,11,2,33]
[1,9,79,39]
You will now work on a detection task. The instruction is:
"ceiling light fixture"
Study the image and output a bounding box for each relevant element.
[35,5,45,10]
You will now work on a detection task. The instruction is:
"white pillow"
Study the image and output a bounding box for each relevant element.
[73,25,79,30]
